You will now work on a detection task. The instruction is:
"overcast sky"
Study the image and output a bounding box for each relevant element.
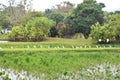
[1,0,120,12]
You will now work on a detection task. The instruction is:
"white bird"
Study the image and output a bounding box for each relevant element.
[109,45,112,48]
[72,45,74,48]
[0,47,2,50]
[34,45,36,48]
[11,46,13,49]
[27,45,30,48]
[80,46,82,48]
[89,46,91,48]
[40,45,42,48]
[96,45,98,48]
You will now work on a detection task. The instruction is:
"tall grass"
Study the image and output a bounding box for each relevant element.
[0,50,120,78]
[0,38,119,49]
[0,38,120,79]
[0,38,92,48]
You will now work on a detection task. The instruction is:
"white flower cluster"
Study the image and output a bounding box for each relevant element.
[57,62,120,80]
[0,68,45,80]
[0,62,120,80]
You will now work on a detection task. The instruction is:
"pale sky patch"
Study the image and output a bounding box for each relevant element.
[0,0,120,12]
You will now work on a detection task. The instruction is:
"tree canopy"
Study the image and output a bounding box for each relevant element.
[90,13,120,43]
[0,0,120,43]
[65,0,105,38]
[9,17,55,41]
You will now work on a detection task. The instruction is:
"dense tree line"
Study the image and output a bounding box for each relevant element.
[0,0,120,43]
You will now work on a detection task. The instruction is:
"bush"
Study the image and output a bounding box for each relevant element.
[9,17,55,41]
[90,22,117,43]
[91,14,120,44]
[0,33,9,40]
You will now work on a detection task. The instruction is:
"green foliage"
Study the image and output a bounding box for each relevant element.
[58,63,120,80]
[58,24,74,38]
[90,13,120,43]
[65,0,105,39]
[0,38,119,50]
[108,14,120,42]
[0,50,119,79]
[20,11,44,26]
[26,17,56,41]
[9,26,24,41]
[9,17,55,41]
[29,11,44,18]
[0,38,119,78]
[0,38,93,49]
[0,26,2,31]
[90,23,115,43]
[48,12,64,24]
[0,33,9,40]
[49,27,58,37]
[2,0,33,26]
[46,12,64,37]
[0,13,11,29]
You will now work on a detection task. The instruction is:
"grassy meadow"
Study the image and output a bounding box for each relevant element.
[0,38,119,49]
[0,38,120,79]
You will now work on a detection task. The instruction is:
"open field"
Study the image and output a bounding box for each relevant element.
[0,50,120,79]
[0,38,119,49]
[0,38,93,48]
[0,38,120,79]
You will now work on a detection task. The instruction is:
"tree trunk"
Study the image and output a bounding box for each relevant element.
[83,33,89,39]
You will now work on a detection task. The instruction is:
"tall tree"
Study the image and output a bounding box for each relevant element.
[20,11,44,26]
[48,12,64,25]
[45,1,75,37]
[0,3,6,11]
[0,12,11,32]
[56,1,75,13]
[65,0,105,39]
[47,12,64,37]
[2,0,33,26]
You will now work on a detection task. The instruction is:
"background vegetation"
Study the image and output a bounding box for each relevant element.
[0,50,120,79]
[0,0,120,79]
[0,0,119,43]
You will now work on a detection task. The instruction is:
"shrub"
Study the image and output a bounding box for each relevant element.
[90,23,116,43]
[9,17,55,41]
[0,33,9,40]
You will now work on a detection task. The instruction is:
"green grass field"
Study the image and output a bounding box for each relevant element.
[0,38,120,79]
[0,38,119,49]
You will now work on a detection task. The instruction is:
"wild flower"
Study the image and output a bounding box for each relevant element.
[56,62,120,80]
[34,45,36,48]
[0,62,120,80]
[0,68,42,80]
